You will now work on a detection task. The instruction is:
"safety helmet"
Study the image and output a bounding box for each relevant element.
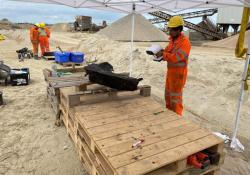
[40,22,46,28]
[35,23,40,27]
[167,16,184,28]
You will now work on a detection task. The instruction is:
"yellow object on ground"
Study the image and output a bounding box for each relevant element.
[235,7,250,58]
[0,34,5,41]
[167,16,184,28]
[40,22,46,28]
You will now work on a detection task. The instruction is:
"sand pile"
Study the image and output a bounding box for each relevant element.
[74,33,160,81]
[98,14,169,42]
[203,30,250,49]
[0,19,20,30]
[51,23,70,32]
[0,29,31,48]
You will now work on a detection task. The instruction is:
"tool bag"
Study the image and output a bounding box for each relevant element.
[84,62,143,91]
[10,68,30,86]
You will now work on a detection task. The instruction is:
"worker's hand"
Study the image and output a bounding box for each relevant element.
[155,50,163,58]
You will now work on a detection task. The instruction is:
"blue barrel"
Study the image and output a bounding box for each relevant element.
[70,52,84,63]
[54,51,71,63]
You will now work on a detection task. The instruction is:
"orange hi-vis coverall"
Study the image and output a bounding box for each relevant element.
[30,26,39,56]
[163,33,191,116]
[39,27,50,56]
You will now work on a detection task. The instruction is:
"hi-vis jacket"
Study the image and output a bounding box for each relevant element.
[163,33,191,116]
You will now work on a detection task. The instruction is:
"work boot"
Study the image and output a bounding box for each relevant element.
[34,55,38,60]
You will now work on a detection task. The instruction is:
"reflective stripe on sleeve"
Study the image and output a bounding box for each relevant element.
[170,92,182,97]
[171,99,182,104]
[177,48,189,60]
[168,62,187,68]
[175,53,182,62]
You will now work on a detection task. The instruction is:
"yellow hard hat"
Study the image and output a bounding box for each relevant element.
[168,16,184,28]
[35,23,40,27]
[40,22,46,28]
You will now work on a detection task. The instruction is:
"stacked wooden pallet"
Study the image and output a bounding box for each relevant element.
[43,67,90,124]
[56,62,83,67]
[59,85,225,175]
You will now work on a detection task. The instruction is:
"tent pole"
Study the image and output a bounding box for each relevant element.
[129,3,135,77]
[230,39,250,151]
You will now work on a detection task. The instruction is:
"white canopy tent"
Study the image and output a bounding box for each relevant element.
[13,0,250,75]
[11,0,250,151]
[10,0,250,13]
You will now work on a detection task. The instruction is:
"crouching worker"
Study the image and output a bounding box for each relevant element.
[156,16,191,116]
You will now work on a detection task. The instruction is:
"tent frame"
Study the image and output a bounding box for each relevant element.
[129,3,136,77]
[230,39,250,151]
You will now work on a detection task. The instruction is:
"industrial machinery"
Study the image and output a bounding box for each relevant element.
[74,16,92,31]
[149,9,227,40]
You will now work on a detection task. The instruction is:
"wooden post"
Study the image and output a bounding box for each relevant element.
[140,85,151,97]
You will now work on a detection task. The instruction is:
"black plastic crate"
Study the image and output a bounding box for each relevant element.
[10,68,30,86]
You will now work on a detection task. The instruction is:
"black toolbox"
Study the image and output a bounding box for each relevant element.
[10,68,30,86]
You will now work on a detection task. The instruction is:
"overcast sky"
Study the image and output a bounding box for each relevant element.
[0,0,126,24]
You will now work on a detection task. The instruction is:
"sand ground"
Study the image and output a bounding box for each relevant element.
[0,29,250,175]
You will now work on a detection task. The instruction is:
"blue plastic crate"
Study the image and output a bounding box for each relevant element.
[54,51,71,63]
[70,52,84,63]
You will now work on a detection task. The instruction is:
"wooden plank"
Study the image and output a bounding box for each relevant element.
[92,118,189,141]
[43,68,52,81]
[100,123,200,158]
[56,67,85,73]
[62,87,153,112]
[79,105,166,128]
[187,166,220,175]
[115,135,223,175]
[75,93,147,108]
[48,76,84,80]
[87,112,178,135]
[75,97,157,116]
[51,82,89,89]
[87,110,176,130]
[47,75,85,82]
[76,102,160,122]
[78,135,108,175]
[44,56,55,60]
[110,129,209,168]
[145,163,180,175]
[58,62,83,67]
[96,120,192,149]
[95,147,115,175]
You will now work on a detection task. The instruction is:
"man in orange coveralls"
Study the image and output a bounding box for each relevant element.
[38,22,50,57]
[29,23,40,59]
[156,16,191,116]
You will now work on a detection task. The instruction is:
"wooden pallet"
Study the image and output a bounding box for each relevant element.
[43,56,55,60]
[59,87,224,175]
[43,67,89,123]
[47,86,60,115]
[56,61,83,67]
